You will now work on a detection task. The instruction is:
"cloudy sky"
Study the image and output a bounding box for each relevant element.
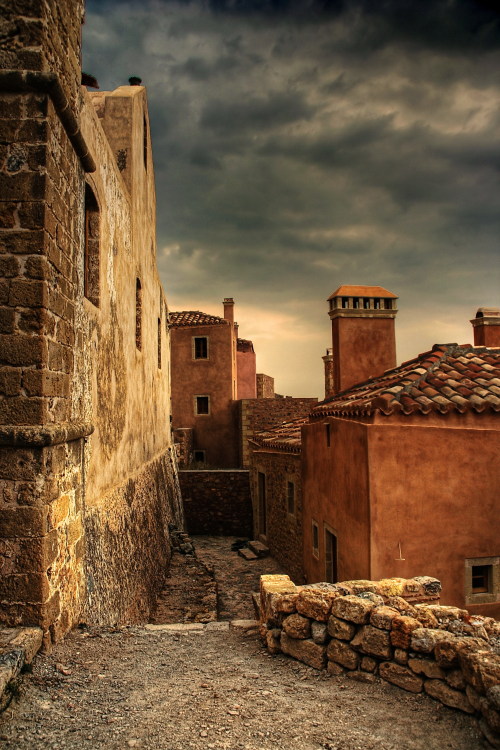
[83,0,500,397]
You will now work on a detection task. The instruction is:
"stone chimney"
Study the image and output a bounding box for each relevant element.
[328,284,398,394]
[322,348,335,399]
[471,308,500,347]
[223,297,235,324]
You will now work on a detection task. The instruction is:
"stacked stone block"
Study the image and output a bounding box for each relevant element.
[260,575,500,747]
[180,470,252,536]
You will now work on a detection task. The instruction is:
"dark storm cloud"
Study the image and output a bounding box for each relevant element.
[84,0,500,395]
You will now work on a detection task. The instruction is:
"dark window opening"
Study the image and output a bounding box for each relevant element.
[194,336,208,359]
[374,298,380,309]
[287,481,295,515]
[353,298,359,309]
[472,565,491,594]
[384,299,392,310]
[342,297,349,309]
[135,278,142,350]
[196,396,209,415]
[84,184,100,306]
[157,318,161,368]
[363,298,370,309]
[193,450,205,463]
[325,423,331,447]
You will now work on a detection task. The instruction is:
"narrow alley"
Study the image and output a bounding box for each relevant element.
[0,538,485,750]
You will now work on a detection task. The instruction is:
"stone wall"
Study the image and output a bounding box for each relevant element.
[239,398,317,468]
[0,0,183,643]
[249,451,304,582]
[260,575,500,748]
[256,374,274,399]
[180,470,252,536]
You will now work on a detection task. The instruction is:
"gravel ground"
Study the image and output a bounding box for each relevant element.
[0,625,486,750]
[0,536,487,749]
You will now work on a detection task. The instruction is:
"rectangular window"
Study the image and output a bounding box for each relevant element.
[193,336,208,359]
[465,556,499,605]
[195,395,209,415]
[287,481,295,515]
[312,520,319,559]
[472,565,491,594]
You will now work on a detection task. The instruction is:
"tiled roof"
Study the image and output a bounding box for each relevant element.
[250,417,307,453]
[312,344,500,419]
[169,311,228,327]
[328,285,398,300]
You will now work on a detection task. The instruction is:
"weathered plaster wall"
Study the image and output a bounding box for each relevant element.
[170,323,239,468]
[237,346,256,400]
[250,450,304,582]
[180,469,252,536]
[367,422,500,619]
[302,418,371,586]
[332,317,396,393]
[240,398,317,468]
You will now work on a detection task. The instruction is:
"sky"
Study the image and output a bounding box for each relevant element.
[83,0,500,397]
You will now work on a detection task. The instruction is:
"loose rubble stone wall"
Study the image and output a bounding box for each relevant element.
[239,398,317,467]
[180,470,252,536]
[260,575,500,748]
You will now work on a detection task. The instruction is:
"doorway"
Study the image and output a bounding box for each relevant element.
[258,472,267,537]
[325,527,338,583]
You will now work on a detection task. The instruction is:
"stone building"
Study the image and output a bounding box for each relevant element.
[249,288,500,618]
[0,0,182,644]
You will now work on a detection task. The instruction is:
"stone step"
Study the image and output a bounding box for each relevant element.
[238,547,258,561]
[247,540,270,558]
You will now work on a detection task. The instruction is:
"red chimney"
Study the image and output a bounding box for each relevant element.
[223,297,234,324]
[471,308,500,347]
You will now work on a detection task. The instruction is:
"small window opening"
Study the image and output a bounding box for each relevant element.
[84,184,100,306]
[143,114,148,170]
[384,299,392,310]
[135,278,142,350]
[363,298,370,309]
[325,423,331,447]
[193,450,205,463]
[353,298,360,309]
[342,297,349,309]
[472,565,491,594]
[194,336,208,360]
[312,521,319,558]
[195,395,209,415]
[374,298,380,309]
[157,318,161,368]
[287,481,295,515]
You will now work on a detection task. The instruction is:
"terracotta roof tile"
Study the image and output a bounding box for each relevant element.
[169,310,228,327]
[328,285,398,300]
[250,417,307,453]
[311,344,500,419]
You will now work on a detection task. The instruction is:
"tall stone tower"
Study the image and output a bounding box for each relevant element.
[328,285,398,394]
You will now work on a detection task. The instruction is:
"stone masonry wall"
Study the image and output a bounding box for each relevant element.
[180,470,252,537]
[260,575,500,748]
[250,451,304,583]
[239,398,317,467]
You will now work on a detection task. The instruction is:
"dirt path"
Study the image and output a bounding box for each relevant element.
[0,537,486,749]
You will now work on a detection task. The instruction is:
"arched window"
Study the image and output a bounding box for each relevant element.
[84,184,100,306]
[136,278,142,350]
